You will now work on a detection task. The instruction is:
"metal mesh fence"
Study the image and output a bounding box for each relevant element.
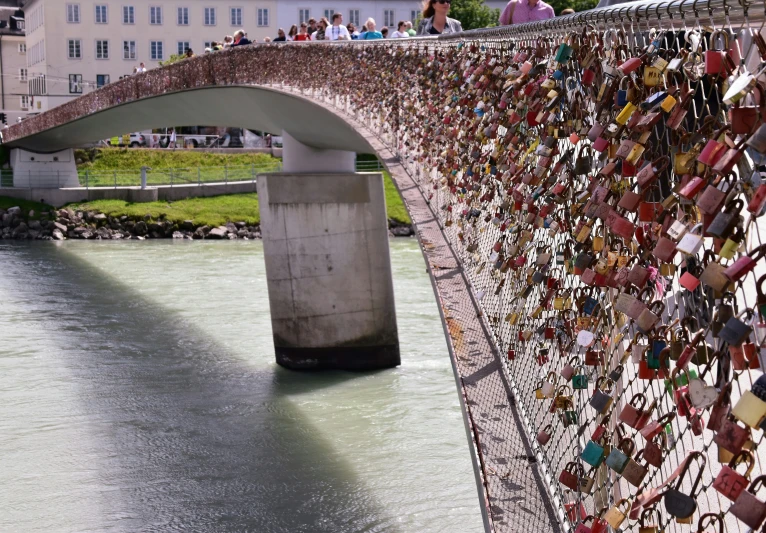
[6,4,766,531]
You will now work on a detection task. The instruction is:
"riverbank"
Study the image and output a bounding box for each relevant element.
[0,194,414,241]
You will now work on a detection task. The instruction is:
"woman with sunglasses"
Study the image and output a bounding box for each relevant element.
[416,0,462,35]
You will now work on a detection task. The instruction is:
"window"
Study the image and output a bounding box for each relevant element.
[204,41,213,49]
[410,10,419,22]
[123,40,136,59]
[95,5,108,23]
[177,41,190,55]
[150,40,163,60]
[177,7,189,25]
[349,9,359,26]
[384,9,394,27]
[29,74,46,95]
[230,7,242,26]
[96,40,109,59]
[69,74,83,94]
[204,7,216,25]
[123,6,134,24]
[20,95,29,110]
[19,68,27,82]
[18,43,26,53]
[299,8,310,24]
[150,6,162,25]
[68,39,82,59]
[96,74,110,88]
[66,4,80,23]
[324,9,334,20]
[258,8,269,26]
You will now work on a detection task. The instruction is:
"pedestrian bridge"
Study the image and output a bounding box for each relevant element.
[5,2,766,532]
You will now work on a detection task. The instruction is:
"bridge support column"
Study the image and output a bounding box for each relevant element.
[10,148,79,188]
[257,134,399,371]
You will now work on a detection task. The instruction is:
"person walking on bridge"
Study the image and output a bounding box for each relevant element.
[417,0,463,35]
[498,0,554,25]
[327,13,351,40]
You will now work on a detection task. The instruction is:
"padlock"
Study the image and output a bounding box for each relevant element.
[636,301,666,334]
[572,367,589,389]
[705,30,729,76]
[696,513,724,533]
[605,437,635,473]
[732,390,766,428]
[640,412,675,441]
[589,377,614,414]
[706,198,743,239]
[730,475,766,530]
[643,431,666,468]
[713,450,754,501]
[720,309,755,346]
[537,424,553,445]
[713,415,750,454]
[664,451,706,519]
[619,393,651,428]
[581,435,607,468]
[638,507,659,533]
[604,498,631,529]
[724,244,766,282]
[676,223,705,255]
[541,372,558,398]
[623,449,649,488]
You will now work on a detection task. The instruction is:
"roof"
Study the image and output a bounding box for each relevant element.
[0,6,23,35]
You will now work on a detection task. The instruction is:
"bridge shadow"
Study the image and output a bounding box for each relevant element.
[5,242,399,533]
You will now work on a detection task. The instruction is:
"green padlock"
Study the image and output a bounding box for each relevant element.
[664,368,698,393]
[605,438,635,473]
[554,42,574,63]
[560,409,578,427]
[581,436,607,468]
[572,366,589,389]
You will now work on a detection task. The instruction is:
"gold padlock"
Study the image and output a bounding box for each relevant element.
[604,498,631,528]
[732,391,766,428]
[660,94,677,112]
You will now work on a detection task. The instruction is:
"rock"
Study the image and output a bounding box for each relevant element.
[28,220,42,230]
[13,222,27,235]
[1,214,11,228]
[148,222,162,233]
[53,221,68,233]
[180,220,195,231]
[93,213,107,224]
[7,206,21,216]
[82,230,95,239]
[150,231,162,239]
[208,226,228,239]
[96,227,111,239]
[28,230,40,239]
[28,210,34,218]
[235,221,247,229]
[52,229,65,240]
[57,209,69,220]
[227,233,238,240]
[391,225,414,237]
[225,222,237,233]
[136,235,145,241]
[248,232,260,240]
[193,227,207,239]
[172,231,184,239]
[73,226,87,235]
[134,221,148,236]
[184,234,194,240]
[237,229,248,238]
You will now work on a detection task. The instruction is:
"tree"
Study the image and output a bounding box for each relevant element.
[548,0,598,16]
[159,54,186,67]
[448,0,500,30]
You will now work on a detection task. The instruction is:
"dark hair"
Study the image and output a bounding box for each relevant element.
[422,0,435,18]
[398,20,406,30]
[332,12,342,22]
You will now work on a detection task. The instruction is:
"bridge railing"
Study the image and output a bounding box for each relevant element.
[5,2,766,531]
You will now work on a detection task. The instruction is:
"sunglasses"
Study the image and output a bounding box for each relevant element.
[435,0,451,4]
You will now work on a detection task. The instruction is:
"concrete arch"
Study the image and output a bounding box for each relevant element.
[5,85,374,154]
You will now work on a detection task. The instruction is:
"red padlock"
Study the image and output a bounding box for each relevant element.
[713,450,754,501]
[749,183,766,215]
[724,244,766,281]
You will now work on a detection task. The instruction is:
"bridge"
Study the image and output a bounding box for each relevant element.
[4,1,766,531]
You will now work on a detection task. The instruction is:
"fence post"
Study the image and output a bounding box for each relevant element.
[170,169,174,187]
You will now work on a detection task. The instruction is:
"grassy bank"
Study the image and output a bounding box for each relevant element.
[76,147,280,170]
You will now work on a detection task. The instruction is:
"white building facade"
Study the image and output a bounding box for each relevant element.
[21,0,510,115]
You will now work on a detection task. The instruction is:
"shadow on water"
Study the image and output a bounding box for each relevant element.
[4,242,398,533]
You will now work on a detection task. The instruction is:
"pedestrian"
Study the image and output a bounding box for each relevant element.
[138,62,147,73]
[184,48,194,58]
[559,7,575,14]
[306,18,318,36]
[223,35,234,48]
[417,0,463,35]
[381,26,389,38]
[312,17,329,40]
[499,0,555,25]
[348,23,360,39]
[231,30,252,47]
[326,13,351,40]
[274,28,287,41]
[405,21,417,36]
[391,20,410,38]
[169,128,177,149]
[360,18,383,39]
[132,66,138,75]
[294,23,311,41]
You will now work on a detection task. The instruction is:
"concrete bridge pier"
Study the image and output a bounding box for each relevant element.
[10,148,79,188]
[257,132,400,371]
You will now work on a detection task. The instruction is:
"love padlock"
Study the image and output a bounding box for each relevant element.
[713,450,754,501]
[664,451,706,519]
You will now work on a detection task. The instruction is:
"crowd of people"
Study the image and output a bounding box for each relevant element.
[270,13,418,42]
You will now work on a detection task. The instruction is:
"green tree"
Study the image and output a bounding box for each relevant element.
[159,54,186,67]
[548,0,598,15]
[448,0,500,30]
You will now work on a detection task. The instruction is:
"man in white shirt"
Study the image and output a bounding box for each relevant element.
[138,62,147,73]
[326,13,350,40]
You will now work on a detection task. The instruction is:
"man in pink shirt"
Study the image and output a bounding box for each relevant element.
[499,0,555,25]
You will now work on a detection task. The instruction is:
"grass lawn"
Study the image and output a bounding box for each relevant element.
[383,171,410,224]
[0,197,51,219]
[77,148,281,170]
[68,194,261,228]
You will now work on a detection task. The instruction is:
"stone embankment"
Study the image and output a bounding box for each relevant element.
[0,207,414,241]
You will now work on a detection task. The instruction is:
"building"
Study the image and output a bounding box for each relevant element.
[23,0,278,114]
[21,0,511,116]
[0,0,26,123]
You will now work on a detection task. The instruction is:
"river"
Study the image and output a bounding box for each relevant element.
[0,239,483,533]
